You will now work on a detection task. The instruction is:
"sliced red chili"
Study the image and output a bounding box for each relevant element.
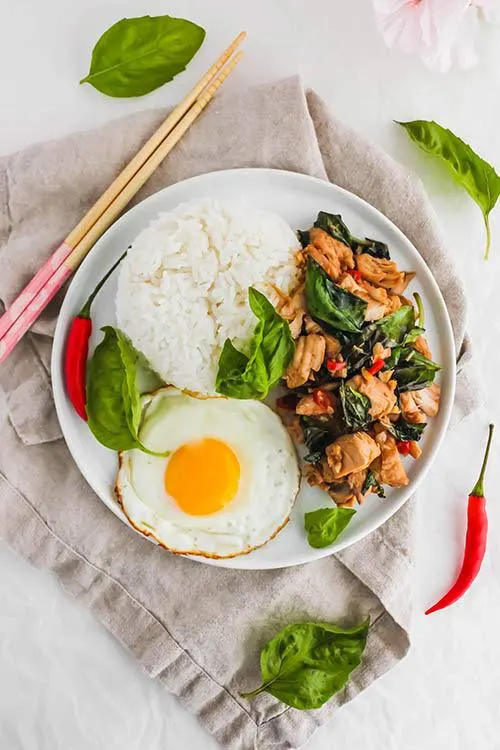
[326,358,345,373]
[396,440,411,455]
[348,269,362,283]
[276,394,300,411]
[367,358,385,376]
[313,388,334,409]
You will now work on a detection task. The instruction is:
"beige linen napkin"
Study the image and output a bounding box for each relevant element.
[0,77,479,750]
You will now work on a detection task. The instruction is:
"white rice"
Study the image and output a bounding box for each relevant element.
[116,198,301,394]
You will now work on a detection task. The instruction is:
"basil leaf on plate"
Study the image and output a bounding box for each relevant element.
[386,418,426,442]
[398,120,500,259]
[305,257,367,333]
[344,305,415,374]
[300,416,339,463]
[339,382,371,430]
[362,470,386,498]
[215,288,294,400]
[86,327,168,455]
[81,15,206,97]
[304,507,356,548]
[387,346,440,393]
[241,618,370,709]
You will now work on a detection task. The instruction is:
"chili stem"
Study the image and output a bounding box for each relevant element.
[79,250,128,318]
[471,424,495,497]
[414,292,424,328]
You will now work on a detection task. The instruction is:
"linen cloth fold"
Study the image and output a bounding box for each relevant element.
[0,76,480,750]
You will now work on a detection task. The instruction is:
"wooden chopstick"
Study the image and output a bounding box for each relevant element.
[0,31,246,343]
[0,46,244,364]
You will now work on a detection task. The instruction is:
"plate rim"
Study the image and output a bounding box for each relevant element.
[51,167,456,570]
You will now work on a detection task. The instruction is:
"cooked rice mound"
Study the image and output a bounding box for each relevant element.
[116,198,301,394]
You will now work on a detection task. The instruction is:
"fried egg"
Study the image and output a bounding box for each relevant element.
[115,388,300,558]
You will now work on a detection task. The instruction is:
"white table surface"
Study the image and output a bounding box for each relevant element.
[1,1,500,748]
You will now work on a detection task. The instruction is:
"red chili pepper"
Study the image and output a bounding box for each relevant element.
[64,252,126,421]
[313,388,335,409]
[367,358,385,376]
[347,269,362,283]
[326,358,345,373]
[396,440,411,455]
[425,424,494,615]
[276,394,300,411]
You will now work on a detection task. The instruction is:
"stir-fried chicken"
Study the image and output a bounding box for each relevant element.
[275,284,306,338]
[307,228,355,281]
[357,253,415,295]
[347,469,369,504]
[325,432,380,479]
[296,391,336,416]
[339,273,402,322]
[400,383,440,424]
[348,373,398,420]
[412,335,432,359]
[284,334,326,389]
[373,430,409,487]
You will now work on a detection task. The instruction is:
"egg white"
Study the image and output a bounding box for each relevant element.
[115,388,300,558]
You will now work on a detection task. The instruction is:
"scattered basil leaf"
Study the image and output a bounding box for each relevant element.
[86,327,168,455]
[403,325,425,346]
[305,257,367,333]
[312,211,391,259]
[80,15,206,98]
[398,120,500,259]
[387,346,440,393]
[344,305,415,374]
[300,416,339,463]
[339,382,371,430]
[362,470,386,498]
[304,507,356,548]
[386,419,426,442]
[216,288,294,400]
[241,618,370,709]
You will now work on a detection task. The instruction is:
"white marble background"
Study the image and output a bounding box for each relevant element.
[1,1,500,748]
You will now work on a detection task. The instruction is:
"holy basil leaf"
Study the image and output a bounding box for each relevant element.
[86,327,168,455]
[300,416,339,463]
[388,346,441,393]
[80,15,206,97]
[339,382,371,430]
[386,419,426,442]
[241,618,370,709]
[398,120,500,259]
[312,211,390,259]
[215,288,294,400]
[344,305,415,374]
[305,257,367,333]
[304,507,356,548]
[362,470,386,498]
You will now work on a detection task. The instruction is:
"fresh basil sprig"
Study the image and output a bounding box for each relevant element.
[86,326,168,455]
[215,288,294,400]
[398,120,500,259]
[241,618,370,709]
[81,15,206,97]
[304,507,356,548]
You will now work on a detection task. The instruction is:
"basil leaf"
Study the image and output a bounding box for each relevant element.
[344,305,415,374]
[87,327,168,455]
[388,346,440,393]
[313,211,390,259]
[305,507,356,548]
[362,470,386,498]
[215,288,294,400]
[339,382,371,430]
[241,618,370,709]
[398,120,500,259]
[300,416,339,463]
[305,257,367,333]
[386,419,426,442]
[80,15,206,98]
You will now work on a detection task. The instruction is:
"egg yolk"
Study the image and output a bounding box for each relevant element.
[165,438,240,515]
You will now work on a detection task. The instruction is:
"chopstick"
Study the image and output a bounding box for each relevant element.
[0,36,245,364]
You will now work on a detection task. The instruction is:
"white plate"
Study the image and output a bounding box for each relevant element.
[51,168,455,570]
